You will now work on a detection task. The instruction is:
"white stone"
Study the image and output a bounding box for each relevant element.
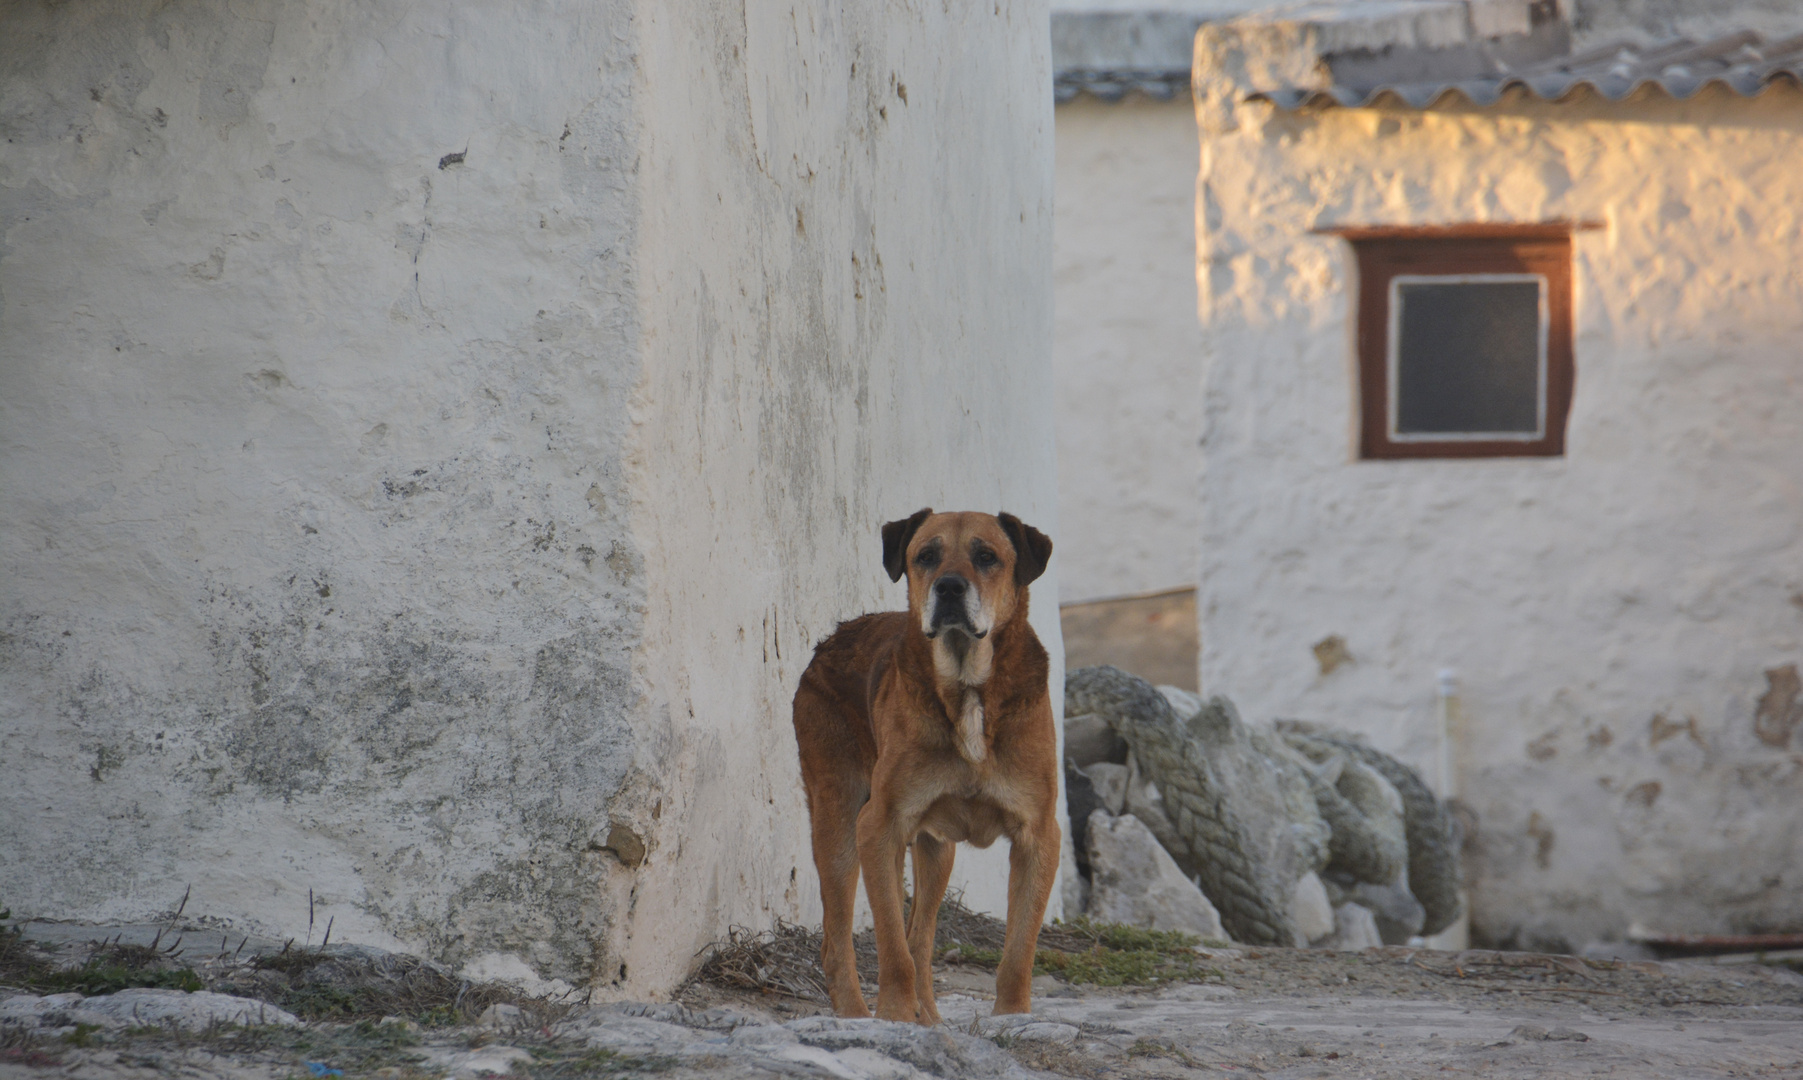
[787,1017,1028,1079]
[67,990,300,1030]
[1064,713,1125,768]
[1122,753,1187,865]
[1157,685,1204,721]
[1316,903,1384,951]
[421,1045,534,1078]
[0,993,113,1031]
[973,1013,1081,1045]
[478,1002,526,1031]
[1086,811,1227,940]
[572,1015,700,1057]
[1291,872,1336,945]
[1083,763,1130,815]
[1350,877,1428,945]
[1192,945,1244,961]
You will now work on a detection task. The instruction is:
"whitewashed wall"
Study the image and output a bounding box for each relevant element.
[620,1,1062,990]
[1193,38,1803,947]
[1053,97,1205,604]
[0,0,1059,995]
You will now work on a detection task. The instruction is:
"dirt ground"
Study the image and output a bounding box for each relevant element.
[6,917,1801,1079]
[677,944,1803,1078]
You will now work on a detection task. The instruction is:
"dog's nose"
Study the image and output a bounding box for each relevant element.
[933,575,968,600]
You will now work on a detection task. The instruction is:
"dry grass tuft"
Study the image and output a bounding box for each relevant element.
[687,893,1146,1001]
[692,921,832,1003]
[250,948,574,1027]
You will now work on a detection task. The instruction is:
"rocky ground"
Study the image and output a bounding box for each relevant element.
[4,915,1800,1079]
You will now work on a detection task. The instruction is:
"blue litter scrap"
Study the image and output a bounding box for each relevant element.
[305,1063,344,1077]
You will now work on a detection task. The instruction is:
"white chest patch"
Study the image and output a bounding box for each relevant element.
[957,689,986,764]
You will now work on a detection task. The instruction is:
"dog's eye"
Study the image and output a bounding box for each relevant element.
[914,548,940,570]
[973,549,998,570]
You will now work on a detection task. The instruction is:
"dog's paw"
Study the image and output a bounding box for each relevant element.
[873,996,919,1023]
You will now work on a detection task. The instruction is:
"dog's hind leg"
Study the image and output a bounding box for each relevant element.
[906,833,955,1025]
[811,799,870,1018]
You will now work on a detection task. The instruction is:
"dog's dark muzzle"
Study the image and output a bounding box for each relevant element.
[927,574,984,639]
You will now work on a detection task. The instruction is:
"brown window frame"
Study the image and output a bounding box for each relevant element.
[1321,223,1585,460]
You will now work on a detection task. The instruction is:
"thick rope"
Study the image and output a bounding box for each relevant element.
[1067,666,1297,946]
[1282,731,1464,936]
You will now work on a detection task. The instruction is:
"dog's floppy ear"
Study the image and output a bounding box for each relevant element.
[997,513,1053,587]
[881,508,934,583]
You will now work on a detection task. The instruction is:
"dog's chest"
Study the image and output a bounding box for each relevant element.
[931,638,994,763]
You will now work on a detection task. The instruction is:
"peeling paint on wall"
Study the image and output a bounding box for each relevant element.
[1753,663,1801,748]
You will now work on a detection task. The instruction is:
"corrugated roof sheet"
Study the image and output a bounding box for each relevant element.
[1055,68,1191,103]
[1249,30,1803,110]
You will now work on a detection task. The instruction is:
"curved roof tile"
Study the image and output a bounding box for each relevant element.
[1247,30,1803,111]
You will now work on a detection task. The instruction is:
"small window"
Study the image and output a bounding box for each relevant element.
[1332,226,1576,459]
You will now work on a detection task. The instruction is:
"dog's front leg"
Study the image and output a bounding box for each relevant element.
[856,790,921,1022]
[907,833,956,1025]
[994,815,1061,1015]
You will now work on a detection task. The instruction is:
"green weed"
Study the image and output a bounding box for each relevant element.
[937,917,1229,987]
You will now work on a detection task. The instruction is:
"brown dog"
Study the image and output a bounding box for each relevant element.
[792,509,1061,1023]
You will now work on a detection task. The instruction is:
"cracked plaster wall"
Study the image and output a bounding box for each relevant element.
[0,0,1060,995]
[1192,42,1803,948]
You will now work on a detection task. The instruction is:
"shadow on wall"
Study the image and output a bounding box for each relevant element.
[1060,588,1198,692]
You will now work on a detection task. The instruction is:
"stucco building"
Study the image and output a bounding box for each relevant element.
[1050,2,1278,687]
[0,1,1062,994]
[1192,2,1803,950]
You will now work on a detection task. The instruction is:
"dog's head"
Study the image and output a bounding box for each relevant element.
[881,509,1052,642]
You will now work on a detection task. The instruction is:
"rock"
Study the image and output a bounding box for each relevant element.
[1243,724,1334,876]
[1341,759,1403,819]
[478,1002,526,1030]
[1192,945,1244,961]
[787,1016,1029,1078]
[0,989,301,1031]
[1346,876,1427,945]
[1064,859,1091,917]
[1065,762,1101,878]
[1317,903,1384,950]
[421,1044,535,1077]
[0,993,116,1031]
[1504,1024,1589,1043]
[1287,746,1410,887]
[1123,753,1201,879]
[90,989,303,1029]
[1065,712,1128,768]
[568,1013,701,1056]
[550,1004,1035,1077]
[602,823,647,867]
[1280,724,1464,936]
[1579,940,1658,962]
[1083,762,1129,815]
[973,1013,1081,1045]
[1291,871,1336,944]
[1157,684,1204,719]
[377,1015,423,1035]
[1086,810,1227,940]
[1068,666,1326,945]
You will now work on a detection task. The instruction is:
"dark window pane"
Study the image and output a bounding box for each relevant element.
[1394,280,1542,435]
